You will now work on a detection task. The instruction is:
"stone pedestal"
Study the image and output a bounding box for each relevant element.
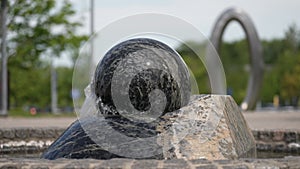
[42,95,256,160]
[157,95,256,160]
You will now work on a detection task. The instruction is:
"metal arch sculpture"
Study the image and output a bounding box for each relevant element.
[209,7,264,110]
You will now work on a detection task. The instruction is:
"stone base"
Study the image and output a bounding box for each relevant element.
[42,95,256,160]
[158,95,256,160]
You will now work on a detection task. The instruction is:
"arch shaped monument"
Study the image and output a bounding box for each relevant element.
[209,7,264,110]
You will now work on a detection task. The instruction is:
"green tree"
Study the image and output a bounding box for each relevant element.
[261,24,300,107]
[6,0,87,109]
[219,39,249,104]
[177,40,250,104]
[176,41,210,94]
[56,67,73,108]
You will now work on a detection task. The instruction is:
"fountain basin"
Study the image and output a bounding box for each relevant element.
[1,128,299,158]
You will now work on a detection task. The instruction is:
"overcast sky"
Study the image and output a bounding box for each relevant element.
[71,0,300,41]
[56,0,300,66]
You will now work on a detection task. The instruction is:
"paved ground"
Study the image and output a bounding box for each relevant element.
[1,157,300,169]
[0,111,299,130]
[0,116,76,128]
[244,110,300,130]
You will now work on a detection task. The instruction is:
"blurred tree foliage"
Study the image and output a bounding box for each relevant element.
[56,67,73,108]
[177,24,300,107]
[2,0,300,111]
[176,41,210,94]
[4,0,87,110]
[264,24,300,107]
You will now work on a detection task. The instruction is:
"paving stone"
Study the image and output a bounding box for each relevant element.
[222,165,249,169]
[1,157,300,169]
[0,164,20,169]
[163,159,189,169]
[15,129,28,140]
[256,142,272,151]
[214,159,232,164]
[131,160,159,169]
[274,142,286,152]
[195,164,218,169]
[29,165,50,169]
[272,130,285,141]
[97,158,133,169]
[190,159,212,164]
[29,129,44,139]
[284,131,297,143]
[258,131,271,142]
[2,130,15,139]
[63,160,92,169]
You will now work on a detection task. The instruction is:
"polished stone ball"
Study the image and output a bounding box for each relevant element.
[41,39,192,160]
[93,38,190,126]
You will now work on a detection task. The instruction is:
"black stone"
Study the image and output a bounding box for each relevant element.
[41,119,165,160]
[42,38,190,160]
[41,120,122,160]
[93,38,190,138]
[93,38,190,115]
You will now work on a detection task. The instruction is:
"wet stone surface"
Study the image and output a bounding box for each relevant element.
[40,94,257,160]
[158,95,256,160]
[93,38,190,119]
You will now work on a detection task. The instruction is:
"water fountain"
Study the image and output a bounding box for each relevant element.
[0,7,299,169]
[42,37,255,160]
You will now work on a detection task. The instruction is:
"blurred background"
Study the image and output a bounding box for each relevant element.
[1,0,300,117]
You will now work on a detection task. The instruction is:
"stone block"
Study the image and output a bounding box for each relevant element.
[29,129,43,139]
[42,95,255,160]
[131,160,159,169]
[284,131,297,143]
[272,131,284,141]
[256,142,272,151]
[2,129,15,139]
[15,128,29,140]
[157,95,256,160]
[258,131,271,142]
